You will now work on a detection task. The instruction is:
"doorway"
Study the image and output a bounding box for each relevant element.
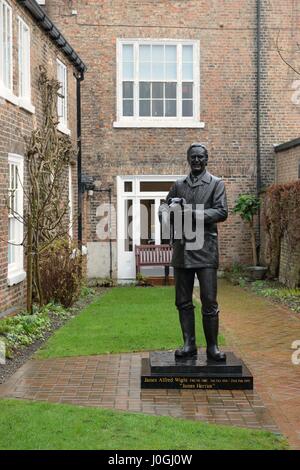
[117,175,183,280]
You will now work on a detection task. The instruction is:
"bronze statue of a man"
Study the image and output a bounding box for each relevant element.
[159,143,228,362]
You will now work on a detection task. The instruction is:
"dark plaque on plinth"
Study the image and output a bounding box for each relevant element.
[141,350,253,390]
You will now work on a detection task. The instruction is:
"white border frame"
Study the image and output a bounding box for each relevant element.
[57,58,70,135]
[0,2,35,111]
[7,153,26,286]
[68,164,73,238]
[0,0,17,105]
[18,16,35,114]
[114,38,204,128]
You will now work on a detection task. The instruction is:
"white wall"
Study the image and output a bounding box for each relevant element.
[87,241,117,279]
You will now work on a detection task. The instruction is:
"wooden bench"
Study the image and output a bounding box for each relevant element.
[135,244,173,285]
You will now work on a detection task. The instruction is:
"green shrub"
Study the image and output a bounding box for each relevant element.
[0,323,10,335]
[136,273,153,287]
[250,282,300,312]
[233,194,261,266]
[0,312,51,358]
[80,285,96,297]
[238,278,246,288]
[37,302,69,317]
[224,263,247,286]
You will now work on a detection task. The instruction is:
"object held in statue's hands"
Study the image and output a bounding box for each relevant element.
[168,197,186,208]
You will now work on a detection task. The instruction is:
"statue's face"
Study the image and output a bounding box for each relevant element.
[187,147,208,175]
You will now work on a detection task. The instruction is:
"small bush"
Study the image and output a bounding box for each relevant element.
[39,239,83,308]
[38,302,69,318]
[224,263,247,285]
[136,273,153,287]
[0,312,51,358]
[96,277,116,288]
[80,286,96,298]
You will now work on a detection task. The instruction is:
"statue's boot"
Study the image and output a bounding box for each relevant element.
[202,314,226,362]
[175,308,197,358]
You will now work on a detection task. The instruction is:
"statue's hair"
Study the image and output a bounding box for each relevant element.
[187,142,208,159]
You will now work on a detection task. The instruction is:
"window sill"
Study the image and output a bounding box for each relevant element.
[57,122,71,135]
[19,97,35,114]
[113,119,205,128]
[0,86,35,113]
[7,270,26,287]
[0,86,19,106]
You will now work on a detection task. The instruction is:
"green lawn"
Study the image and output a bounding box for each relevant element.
[37,287,223,358]
[0,399,287,450]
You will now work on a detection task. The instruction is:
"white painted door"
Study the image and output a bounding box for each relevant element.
[117,175,183,280]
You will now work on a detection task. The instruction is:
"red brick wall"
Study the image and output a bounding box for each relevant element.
[0,0,78,314]
[259,1,300,187]
[276,146,300,184]
[44,0,300,274]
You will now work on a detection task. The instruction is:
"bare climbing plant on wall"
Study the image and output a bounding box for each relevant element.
[8,66,76,312]
[262,181,300,280]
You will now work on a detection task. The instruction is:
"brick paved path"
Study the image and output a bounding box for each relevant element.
[0,352,278,432]
[217,280,300,449]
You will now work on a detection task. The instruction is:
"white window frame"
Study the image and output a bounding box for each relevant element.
[68,164,73,238]
[7,153,26,286]
[0,0,18,105]
[18,16,35,114]
[56,58,70,135]
[114,38,204,128]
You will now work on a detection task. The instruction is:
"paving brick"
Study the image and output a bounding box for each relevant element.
[0,351,279,435]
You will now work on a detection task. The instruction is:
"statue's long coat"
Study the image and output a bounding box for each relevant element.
[159,171,228,269]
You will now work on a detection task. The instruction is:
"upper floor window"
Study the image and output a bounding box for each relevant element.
[8,153,26,286]
[0,0,13,93]
[57,58,70,134]
[18,17,34,112]
[114,39,204,128]
[68,164,73,239]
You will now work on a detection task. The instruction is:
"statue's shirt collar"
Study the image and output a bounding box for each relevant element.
[185,170,211,187]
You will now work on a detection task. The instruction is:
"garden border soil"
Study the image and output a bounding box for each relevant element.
[224,274,299,314]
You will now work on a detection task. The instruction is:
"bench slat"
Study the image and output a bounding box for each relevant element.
[135,244,173,270]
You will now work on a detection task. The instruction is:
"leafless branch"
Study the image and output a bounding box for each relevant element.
[276,29,300,76]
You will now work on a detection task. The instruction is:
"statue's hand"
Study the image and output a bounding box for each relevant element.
[168,197,186,208]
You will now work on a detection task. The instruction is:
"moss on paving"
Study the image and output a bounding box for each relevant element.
[217,278,290,313]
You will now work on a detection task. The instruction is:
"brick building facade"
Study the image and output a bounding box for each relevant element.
[0,0,84,315]
[28,1,300,280]
[274,138,300,184]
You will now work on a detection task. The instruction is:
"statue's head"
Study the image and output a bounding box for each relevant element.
[187,143,208,175]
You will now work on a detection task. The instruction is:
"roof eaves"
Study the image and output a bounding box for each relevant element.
[17,0,87,73]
